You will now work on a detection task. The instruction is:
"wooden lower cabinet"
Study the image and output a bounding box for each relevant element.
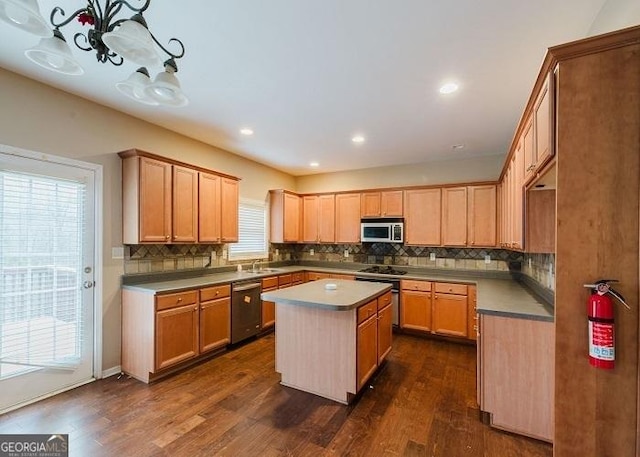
[432,293,468,337]
[155,303,199,370]
[356,293,393,391]
[401,280,472,340]
[199,296,230,353]
[377,304,393,363]
[261,276,278,329]
[356,313,378,391]
[479,314,554,442]
[122,285,231,383]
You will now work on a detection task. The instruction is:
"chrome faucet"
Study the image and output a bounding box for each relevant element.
[252,261,260,272]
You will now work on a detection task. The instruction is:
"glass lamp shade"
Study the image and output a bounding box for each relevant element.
[102,19,160,67]
[115,68,159,105]
[0,0,51,37]
[25,30,83,75]
[145,70,188,107]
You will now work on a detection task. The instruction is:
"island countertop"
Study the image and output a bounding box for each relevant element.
[261,279,391,311]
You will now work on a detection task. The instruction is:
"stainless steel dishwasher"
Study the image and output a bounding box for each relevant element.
[231,280,262,344]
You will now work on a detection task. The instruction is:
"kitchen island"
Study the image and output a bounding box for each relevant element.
[261,279,392,404]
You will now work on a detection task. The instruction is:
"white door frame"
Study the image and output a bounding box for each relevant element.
[0,144,103,381]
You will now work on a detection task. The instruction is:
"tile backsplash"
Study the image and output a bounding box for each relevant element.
[123,242,524,275]
[522,253,555,291]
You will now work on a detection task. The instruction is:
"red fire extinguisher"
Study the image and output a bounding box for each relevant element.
[583,280,630,369]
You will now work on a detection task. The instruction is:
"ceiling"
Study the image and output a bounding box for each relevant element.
[0,1,608,176]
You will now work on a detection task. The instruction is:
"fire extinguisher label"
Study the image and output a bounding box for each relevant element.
[589,321,614,361]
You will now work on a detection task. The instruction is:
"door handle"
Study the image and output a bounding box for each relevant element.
[83,280,95,289]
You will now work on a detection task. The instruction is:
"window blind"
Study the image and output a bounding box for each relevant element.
[229,199,268,260]
[0,170,85,377]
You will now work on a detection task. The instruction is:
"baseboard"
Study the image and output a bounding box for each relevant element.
[101,365,122,379]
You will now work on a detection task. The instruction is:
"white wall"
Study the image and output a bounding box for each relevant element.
[0,68,295,373]
[295,154,504,193]
[589,0,640,35]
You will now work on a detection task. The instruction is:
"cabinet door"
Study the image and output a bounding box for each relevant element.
[200,297,230,353]
[361,192,381,217]
[198,172,221,243]
[534,73,552,168]
[172,165,198,243]
[523,116,536,183]
[302,195,319,242]
[318,194,335,242]
[262,296,276,328]
[156,303,199,370]
[356,314,378,391]
[381,191,403,217]
[432,292,468,337]
[468,185,497,247]
[220,178,239,242]
[404,188,441,245]
[513,138,525,250]
[283,193,301,242]
[400,290,431,331]
[468,285,477,342]
[377,304,393,364]
[139,157,172,243]
[335,193,361,243]
[442,187,467,246]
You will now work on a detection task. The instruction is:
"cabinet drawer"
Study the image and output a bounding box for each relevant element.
[332,273,355,280]
[434,282,468,295]
[357,300,377,324]
[377,291,392,310]
[278,274,292,288]
[401,280,431,292]
[262,276,278,289]
[199,284,230,302]
[292,272,304,283]
[156,290,198,311]
[306,271,330,281]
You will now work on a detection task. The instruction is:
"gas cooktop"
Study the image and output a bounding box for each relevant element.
[358,266,407,275]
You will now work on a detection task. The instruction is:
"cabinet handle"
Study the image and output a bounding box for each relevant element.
[165,235,170,240]
[177,297,183,302]
[193,306,198,312]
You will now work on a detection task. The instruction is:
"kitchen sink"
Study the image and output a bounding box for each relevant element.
[257,268,282,273]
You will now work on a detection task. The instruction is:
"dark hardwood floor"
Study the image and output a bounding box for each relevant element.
[0,333,552,456]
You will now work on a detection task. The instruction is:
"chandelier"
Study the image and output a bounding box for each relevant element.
[0,0,188,106]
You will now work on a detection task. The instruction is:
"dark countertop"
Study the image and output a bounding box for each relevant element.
[121,262,554,322]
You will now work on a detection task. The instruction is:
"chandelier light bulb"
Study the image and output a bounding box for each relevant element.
[0,0,51,36]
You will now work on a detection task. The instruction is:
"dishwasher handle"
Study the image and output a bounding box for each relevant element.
[233,282,262,292]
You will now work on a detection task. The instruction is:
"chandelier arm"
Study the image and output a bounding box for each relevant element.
[150,36,186,60]
[109,0,151,14]
[73,32,93,52]
[89,0,104,31]
[103,2,124,31]
[50,6,93,29]
[106,52,124,66]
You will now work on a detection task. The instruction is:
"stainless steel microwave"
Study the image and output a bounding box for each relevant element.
[361,219,404,243]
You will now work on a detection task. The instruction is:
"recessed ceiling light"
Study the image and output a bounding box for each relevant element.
[310,161,319,167]
[240,128,254,136]
[451,144,465,150]
[439,83,459,94]
[352,135,365,144]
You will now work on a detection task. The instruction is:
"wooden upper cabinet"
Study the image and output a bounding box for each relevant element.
[335,193,361,243]
[526,188,556,254]
[534,72,553,171]
[136,156,172,243]
[270,190,301,243]
[120,150,240,245]
[318,194,335,242]
[302,194,335,243]
[302,195,319,243]
[198,172,221,243]
[172,165,198,243]
[468,185,497,247]
[523,111,536,183]
[404,188,441,246]
[442,187,467,246]
[361,191,403,218]
[220,177,239,242]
